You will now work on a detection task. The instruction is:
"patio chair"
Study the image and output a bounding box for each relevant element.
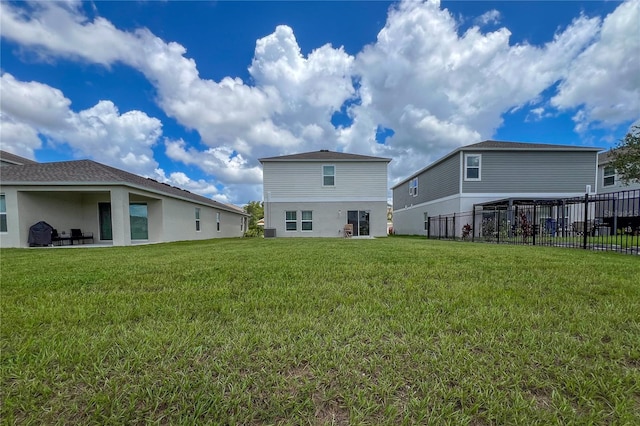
[70,228,94,245]
[343,224,353,238]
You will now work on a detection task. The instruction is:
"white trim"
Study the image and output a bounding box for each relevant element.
[268,196,388,203]
[393,191,589,213]
[603,164,615,188]
[322,164,335,187]
[285,210,297,231]
[459,152,464,194]
[464,154,481,181]
[301,210,313,232]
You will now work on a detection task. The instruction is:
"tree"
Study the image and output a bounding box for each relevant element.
[243,201,264,237]
[610,125,640,185]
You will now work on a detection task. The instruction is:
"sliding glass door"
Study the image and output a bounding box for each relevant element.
[347,210,370,236]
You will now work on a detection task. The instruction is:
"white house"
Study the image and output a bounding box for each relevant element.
[0,151,249,248]
[259,150,391,237]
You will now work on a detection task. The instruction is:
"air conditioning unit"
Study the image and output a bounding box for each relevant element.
[264,228,276,238]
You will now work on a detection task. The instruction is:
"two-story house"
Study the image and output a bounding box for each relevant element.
[259,150,391,237]
[597,150,640,194]
[392,141,601,235]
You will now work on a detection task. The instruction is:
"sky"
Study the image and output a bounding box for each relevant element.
[1,0,639,206]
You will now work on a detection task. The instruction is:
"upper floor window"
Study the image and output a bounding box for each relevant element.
[195,208,201,231]
[323,165,335,186]
[0,194,7,232]
[409,177,418,197]
[603,165,615,187]
[464,154,481,181]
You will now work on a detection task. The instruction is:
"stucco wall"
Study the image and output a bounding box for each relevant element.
[265,201,388,238]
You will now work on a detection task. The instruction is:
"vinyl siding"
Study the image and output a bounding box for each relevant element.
[393,155,459,210]
[263,161,388,201]
[597,165,640,193]
[462,151,597,193]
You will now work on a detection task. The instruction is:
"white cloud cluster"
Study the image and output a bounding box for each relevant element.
[1,0,638,203]
[551,0,640,132]
[0,72,161,174]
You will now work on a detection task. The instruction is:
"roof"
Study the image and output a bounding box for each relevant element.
[0,150,38,166]
[0,157,247,215]
[465,140,600,151]
[392,140,602,189]
[259,150,391,163]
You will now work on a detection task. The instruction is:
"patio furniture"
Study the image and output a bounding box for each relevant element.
[70,229,94,245]
[343,224,353,238]
[51,229,71,246]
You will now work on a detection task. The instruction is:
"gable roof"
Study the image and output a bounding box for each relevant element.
[259,150,391,163]
[0,157,247,215]
[0,150,38,166]
[392,140,602,189]
[464,140,600,151]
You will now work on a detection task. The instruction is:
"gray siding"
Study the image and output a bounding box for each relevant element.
[462,151,597,193]
[393,154,460,210]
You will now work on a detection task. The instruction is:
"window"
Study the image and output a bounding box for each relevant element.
[285,211,297,231]
[216,212,221,232]
[604,165,615,187]
[424,212,429,231]
[195,208,201,231]
[409,177,418,197]
[464,154,481,181]
[0,194,6,232]
[130,203,148,240]
[323,165,335,186]
[301,210,313,231]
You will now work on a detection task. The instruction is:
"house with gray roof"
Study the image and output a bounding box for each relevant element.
[259,150,391,237]
[0,151,248,247]
[392,140,602,236]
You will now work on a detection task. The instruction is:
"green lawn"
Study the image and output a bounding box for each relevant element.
[1,238,639,425]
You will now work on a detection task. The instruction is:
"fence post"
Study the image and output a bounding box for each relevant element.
[472,208,476,242]
[453,214,456,240]
[445,216,449,239]
[438,215,442,240]
[427,216,431,239]
[533,205,537,246]
[583,193,589,249]
[496,210,500,244]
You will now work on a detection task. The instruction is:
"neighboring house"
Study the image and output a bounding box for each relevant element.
[259,150,391,237]
[0,151,248,248]
[597,150,640,194]
[392,141,601,236]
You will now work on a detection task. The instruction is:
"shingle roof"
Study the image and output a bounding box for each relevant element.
[0,150,38,165]
[465,140,601,151]
[259,150,391,162]
[0,158,247,215]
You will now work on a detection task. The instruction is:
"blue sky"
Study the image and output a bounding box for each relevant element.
[1,0,638,206]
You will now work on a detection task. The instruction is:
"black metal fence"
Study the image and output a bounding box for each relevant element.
[426,189,640,255]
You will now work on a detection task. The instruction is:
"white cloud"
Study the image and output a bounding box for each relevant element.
[475,10,501,27]
[0,113,42,159]
[348,0,603,178]
[1,0,637,204]
[551,0,640,132]
[0,73,161,175]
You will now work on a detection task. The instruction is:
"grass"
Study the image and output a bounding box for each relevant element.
[1,237,639,425]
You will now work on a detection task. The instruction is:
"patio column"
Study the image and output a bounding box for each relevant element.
[110,187,131,246]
